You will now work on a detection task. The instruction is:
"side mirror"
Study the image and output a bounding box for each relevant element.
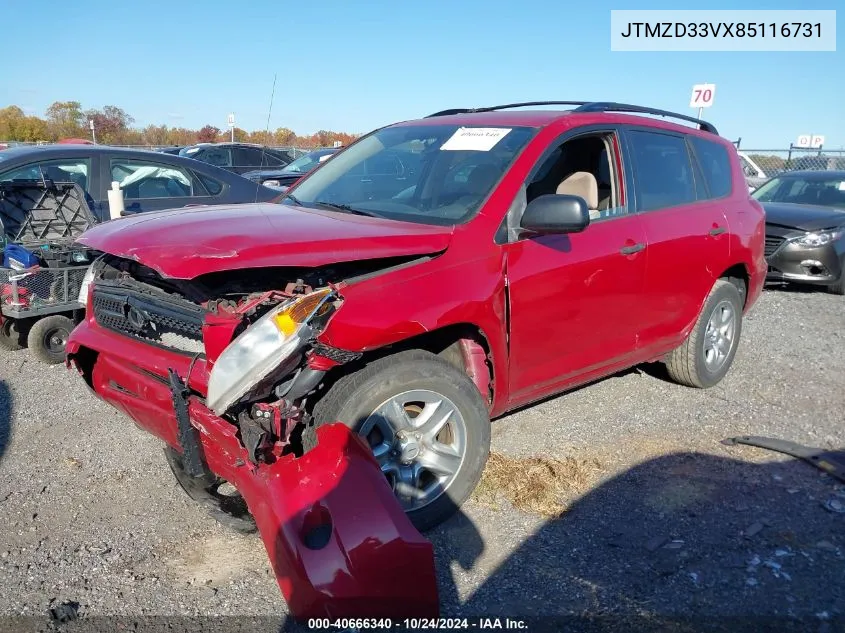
[520,194,590,235]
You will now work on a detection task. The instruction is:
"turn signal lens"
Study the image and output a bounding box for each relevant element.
[272,288,334,336]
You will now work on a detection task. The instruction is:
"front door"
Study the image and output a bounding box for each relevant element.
[504,129,650,407]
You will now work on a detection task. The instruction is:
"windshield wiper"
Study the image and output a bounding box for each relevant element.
[283,193,303,206]
[313,201,381,218]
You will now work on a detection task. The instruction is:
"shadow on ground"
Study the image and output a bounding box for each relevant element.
[268,448,845,632]
[431,450,845,632]
[0,380,11,462]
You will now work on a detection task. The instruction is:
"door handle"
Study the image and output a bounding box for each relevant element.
[709,226,726,236]
[620,242,645,255]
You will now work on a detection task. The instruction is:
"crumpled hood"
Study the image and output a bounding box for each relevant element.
[763,202,845,232]
[77,202,454,279]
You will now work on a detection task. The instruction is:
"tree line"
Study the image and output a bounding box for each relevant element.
[0,101,360,148]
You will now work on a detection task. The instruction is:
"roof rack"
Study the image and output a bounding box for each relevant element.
[425,101,718,135]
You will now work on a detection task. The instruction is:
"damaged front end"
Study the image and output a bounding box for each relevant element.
[71,254,439,619]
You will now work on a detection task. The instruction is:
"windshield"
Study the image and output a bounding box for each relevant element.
[752,174,845,209]
[288,124,537,225]
[282,150,336,173]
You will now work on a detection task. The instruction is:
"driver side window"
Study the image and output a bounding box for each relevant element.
[525,132,624,222]
[497,131,625,244]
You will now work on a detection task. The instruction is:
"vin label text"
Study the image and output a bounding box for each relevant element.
[610,10,836,51]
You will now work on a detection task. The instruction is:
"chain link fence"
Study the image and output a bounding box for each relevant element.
[731,144,845,182]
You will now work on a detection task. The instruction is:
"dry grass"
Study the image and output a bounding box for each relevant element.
[473,451,604,517]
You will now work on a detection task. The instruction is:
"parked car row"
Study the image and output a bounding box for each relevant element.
[0,144,281,220]
[242,147,341,188]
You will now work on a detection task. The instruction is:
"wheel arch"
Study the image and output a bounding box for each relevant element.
[313,323,496,412]
[718,263,750,308]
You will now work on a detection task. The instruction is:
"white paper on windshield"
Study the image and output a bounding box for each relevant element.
[838,181,845,191]
[440,127,512,151]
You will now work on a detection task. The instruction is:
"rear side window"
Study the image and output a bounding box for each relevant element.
[628,130,696,212]
[110,159,195,199]
[690,137,732,198]
[197,173,223,195]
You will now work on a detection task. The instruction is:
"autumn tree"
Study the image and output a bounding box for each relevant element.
[141,124,169,146]
[1,100,359,148]
[166,127,198,146]
[84,105,134,144]
[273,127,297,145]
[0,106,48,141]
[197,125,220,143]
[45,101,85,139]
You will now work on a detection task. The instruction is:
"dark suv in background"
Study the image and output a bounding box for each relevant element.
[179,142,295,174]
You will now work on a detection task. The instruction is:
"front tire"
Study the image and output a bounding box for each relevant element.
[307,350,491,532]
[665,279,744,388]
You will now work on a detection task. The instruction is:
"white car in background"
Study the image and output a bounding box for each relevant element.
[738,151,768,191]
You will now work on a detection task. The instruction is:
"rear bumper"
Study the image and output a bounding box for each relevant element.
[66,320,439,620]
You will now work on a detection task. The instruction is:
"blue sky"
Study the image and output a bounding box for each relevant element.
[1,0,842,148]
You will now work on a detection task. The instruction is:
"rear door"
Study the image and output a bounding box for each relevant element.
[622,128,732,355]
[104,155,224,216]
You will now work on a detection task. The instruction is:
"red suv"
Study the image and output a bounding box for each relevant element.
[67,100,765,553]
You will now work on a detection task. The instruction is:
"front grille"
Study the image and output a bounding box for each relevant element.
[764,235,786,258]
[92,286,206,355]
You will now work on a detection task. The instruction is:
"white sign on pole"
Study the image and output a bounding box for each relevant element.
[689,83,716,109]
[795,135,812,148]
[810,135,825,148]
[88,119,95,130]
[227,113,235,128]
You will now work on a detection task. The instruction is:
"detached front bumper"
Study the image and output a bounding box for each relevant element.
[766,237,844,285]
[66,320,439,620]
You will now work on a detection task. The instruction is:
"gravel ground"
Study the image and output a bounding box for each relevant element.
[0,286,843,631]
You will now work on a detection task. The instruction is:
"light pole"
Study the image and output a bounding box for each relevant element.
[89,119,96,144]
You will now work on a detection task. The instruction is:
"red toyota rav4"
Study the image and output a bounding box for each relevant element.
[67,101,765,615]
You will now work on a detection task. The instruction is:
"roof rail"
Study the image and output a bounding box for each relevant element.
[425,101,590,118]
[425,101,718,135]
[572,102,718,135]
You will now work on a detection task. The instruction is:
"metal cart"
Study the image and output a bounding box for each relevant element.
[0,180,99,363]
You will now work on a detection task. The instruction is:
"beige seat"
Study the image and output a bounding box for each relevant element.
[556,171,600,220]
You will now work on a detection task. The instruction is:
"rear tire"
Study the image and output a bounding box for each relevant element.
[26,315,74,364]
[665,279,743,388]
[0,319,24,351]
[306,349,491,532]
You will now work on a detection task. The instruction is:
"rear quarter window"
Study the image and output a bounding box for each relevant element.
[197,173,224,195]
[689,137,732,198]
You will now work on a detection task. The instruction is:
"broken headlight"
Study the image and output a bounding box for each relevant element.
[206,288,336,415]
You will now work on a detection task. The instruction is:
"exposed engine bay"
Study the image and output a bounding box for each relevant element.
[84,253,425,465]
